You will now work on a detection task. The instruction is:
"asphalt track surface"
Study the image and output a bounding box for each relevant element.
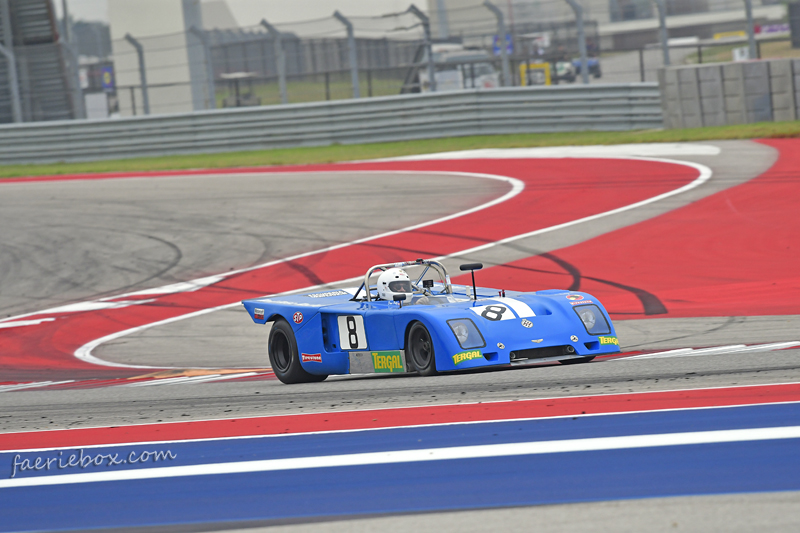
[2,140,800,531]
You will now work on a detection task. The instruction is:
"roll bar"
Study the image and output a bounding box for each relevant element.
[360,259,452,302]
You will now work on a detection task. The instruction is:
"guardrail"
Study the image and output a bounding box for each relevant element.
[0,84,662,164]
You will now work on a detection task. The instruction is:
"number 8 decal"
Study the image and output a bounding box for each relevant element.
[470,304,513,321]
[346,316,359,348]
[480,305,507,321]
[337,315,368,350]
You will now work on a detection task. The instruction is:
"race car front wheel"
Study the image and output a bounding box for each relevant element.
[268,318,327,384]
[408,322,437,376]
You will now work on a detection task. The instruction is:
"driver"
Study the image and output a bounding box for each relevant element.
[377,268,413,302]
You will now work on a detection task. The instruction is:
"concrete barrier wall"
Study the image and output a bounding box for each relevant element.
[659,59,800,129]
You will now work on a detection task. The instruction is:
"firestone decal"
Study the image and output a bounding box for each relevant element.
[371,351,405,373]
[254,308,265,319]
[302,353,322,363]
[452,350,483,366]
[293,312,303,324]
[570,300,593,305]
[599,336,619,346]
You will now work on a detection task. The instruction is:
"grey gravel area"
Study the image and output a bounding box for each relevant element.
[224,491,800,533]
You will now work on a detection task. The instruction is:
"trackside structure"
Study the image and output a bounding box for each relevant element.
[659,59,800,128]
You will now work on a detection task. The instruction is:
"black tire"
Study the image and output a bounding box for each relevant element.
[268,319,327,384]
[407,322,437,376]
[560,356,595,365]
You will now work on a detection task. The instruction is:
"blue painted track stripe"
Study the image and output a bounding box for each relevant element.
[3,426,800,489]
[2,440,799,532]
[3,403,799,482]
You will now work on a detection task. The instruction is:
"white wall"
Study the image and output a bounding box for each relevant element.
[109,0,209,116]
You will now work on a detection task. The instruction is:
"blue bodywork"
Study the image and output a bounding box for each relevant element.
[242,281,620,376]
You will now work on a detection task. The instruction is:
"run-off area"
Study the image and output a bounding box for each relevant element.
[3,140,800,531]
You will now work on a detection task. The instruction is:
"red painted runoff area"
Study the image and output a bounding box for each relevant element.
[0,158,697,381]
[1,383,797,452]
[456,139,800,319]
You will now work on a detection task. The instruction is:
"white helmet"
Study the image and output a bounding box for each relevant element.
[377,268,413,302]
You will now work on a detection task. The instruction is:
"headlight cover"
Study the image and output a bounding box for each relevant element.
[447,318,486,350]
[573,304,611,335]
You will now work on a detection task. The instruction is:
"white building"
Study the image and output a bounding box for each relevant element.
[109,0,228,116]
[427,0,787,50]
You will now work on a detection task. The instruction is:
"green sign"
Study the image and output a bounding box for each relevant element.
[371,351,405,373]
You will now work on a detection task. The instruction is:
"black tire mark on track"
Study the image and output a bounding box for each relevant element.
[621,316,747,350]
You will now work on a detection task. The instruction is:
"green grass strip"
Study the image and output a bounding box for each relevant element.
[2,120,799,179]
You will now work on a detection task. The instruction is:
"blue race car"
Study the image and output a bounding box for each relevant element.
[242,259,620,384]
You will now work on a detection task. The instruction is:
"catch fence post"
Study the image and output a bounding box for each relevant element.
[124,33,150,115]
[333,11,360,99]
[408,4,436,92]
[744,0,757,61]
[564,0,589,84]
[188,26,216,110]
[483,0,512,87]
[260,20,288,104]
[652,0,670,66]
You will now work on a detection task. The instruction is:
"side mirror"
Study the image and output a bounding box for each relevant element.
[393,293,406,308]
[423,279,434,289]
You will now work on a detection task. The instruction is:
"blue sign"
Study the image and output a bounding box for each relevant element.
[492,34,513,56]
[101,66,115,90]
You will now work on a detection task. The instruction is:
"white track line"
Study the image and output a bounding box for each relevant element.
[0,318,55,329]
[376,144,722,161]
[122,373,258,387]
[620,342,800,361]
[3,425,798,489]
[0,381,74,393]
[123,375,222,387]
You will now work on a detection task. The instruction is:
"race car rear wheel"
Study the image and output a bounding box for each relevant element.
[268,319,327,384]
[559,356,595,365]
[408,322,437,376]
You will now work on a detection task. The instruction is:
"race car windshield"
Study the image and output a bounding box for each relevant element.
[388,280,412,293]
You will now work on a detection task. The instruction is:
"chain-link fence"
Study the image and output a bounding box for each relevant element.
[2,0,793,121]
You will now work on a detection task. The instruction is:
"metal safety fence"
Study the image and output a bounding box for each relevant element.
[2,0,788,124]
[0,83,661,164]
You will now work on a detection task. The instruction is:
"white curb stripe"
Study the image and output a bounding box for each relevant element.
[2,425,798,489]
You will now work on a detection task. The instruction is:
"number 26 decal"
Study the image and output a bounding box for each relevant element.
[470,305,512,321]
[337,315,368,350]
